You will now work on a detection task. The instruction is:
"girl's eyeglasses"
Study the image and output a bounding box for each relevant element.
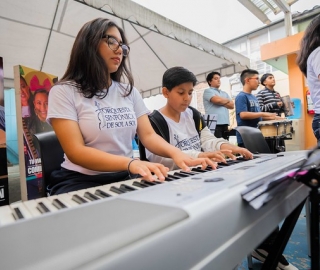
[102,35,130,57]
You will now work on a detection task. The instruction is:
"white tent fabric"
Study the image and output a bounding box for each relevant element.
[0,0,250,98]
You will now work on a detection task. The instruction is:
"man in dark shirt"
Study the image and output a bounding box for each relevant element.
[235,70,276,147]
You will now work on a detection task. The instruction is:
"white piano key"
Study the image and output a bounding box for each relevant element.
[9,201,33,220]
[81,189,102,201]
[48,193,80,208]
[23,199,45,217]
[45,195,68,210]
[36,197,59,213]
[120,179,144,189]
[85,187,113,199]
[0,205,16,226]
[68,190,90,204]
[24,198,59,216]
[93,183,122,196]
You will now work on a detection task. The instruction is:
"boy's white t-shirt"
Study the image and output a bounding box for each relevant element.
[47,81,149,175]
[147,108,228,170]
[147,108,201,170]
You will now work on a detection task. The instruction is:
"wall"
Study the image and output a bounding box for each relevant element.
[4,88,18,164]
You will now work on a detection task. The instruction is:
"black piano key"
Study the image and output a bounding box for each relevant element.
[191,168,208,173]
[84,191,100,201]
[166,174,180,180]
[132,181,149,188]
[178,171,199,176]
[217,162,230,167]
[12,207,24,220]
[140,180,157,186]
[153,181,164,184]
[52,198,67,209]
[72,194,87,204]
[95,189,112,198]
[120,184,137,192]
[202,166,213,171]
[227,160,243,165]
[173,172,189,178]
[164,177,174,182]
[110,186,127,194]
[37,202,50,213]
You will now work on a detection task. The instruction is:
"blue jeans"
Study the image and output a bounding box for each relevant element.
[312,114,320,142]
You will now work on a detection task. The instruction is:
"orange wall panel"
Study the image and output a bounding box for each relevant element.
[261,32,304,60]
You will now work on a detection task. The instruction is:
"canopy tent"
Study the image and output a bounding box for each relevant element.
[0,0,250,98]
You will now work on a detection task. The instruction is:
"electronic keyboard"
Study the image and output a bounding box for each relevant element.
[0,151,310,270]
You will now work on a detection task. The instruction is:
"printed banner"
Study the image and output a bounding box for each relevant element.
[0,57,9,206]
[14,65,57,200]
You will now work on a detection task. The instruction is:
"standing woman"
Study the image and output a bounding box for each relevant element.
[297,14,320,141]
[47,18,213,195]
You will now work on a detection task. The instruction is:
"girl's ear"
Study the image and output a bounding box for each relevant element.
[162,87,169,98]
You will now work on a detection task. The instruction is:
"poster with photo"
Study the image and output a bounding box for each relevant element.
[14,65,57,200]
[0,57,9,206]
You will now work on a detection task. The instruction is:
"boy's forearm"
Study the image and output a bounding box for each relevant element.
[142,133,180,158]
[239,111,263,120]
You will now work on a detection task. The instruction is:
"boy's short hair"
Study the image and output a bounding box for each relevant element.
[260,73,273,86]
[206,71,221,86]
[162,67,197,90]
[240,69,259,85]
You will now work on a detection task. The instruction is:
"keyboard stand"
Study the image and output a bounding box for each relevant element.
[261,199,306,270]
[262,148,320,270]
[261,148,320,270]
[295,167,320,270]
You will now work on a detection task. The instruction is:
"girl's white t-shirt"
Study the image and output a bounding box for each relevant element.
[47,81,149,175]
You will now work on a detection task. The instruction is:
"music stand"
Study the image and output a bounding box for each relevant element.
[203,114,218,134]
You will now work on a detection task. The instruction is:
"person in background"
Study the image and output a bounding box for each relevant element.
[203,71,234,140]
[297,14,320,142]
[145,66,252,171]
[256,73,284,116]
[235,69,280,148]
[47,18,214,195]
[256,73,286,152]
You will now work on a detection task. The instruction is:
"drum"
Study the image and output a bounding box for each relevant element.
[258,119,292,138]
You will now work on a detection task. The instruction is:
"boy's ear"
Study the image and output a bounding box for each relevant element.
[162,87,169,98]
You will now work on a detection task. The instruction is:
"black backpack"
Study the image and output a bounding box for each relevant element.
[139,106,207,161]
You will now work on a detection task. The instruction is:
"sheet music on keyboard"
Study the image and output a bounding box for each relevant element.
[0,151,310,270]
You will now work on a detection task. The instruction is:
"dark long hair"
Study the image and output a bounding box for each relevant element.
[60,18,134,98]
[297,15,320,77]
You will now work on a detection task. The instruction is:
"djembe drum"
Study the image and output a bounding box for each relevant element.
[258,119,292,153]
